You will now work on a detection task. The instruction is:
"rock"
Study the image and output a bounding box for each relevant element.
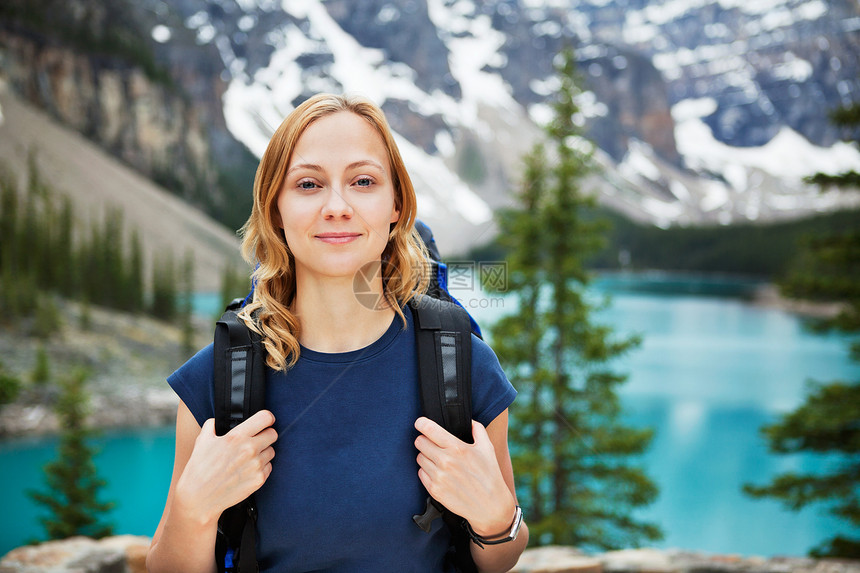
[512,546,603,573]
[5,538,860,573]
[0,535,150,573]
[510,547,860,573]
[601,548,675,573]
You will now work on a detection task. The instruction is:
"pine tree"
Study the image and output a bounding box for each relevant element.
[150,250,177,321]
[126,229,145,313]
[805,103,860,189]
[493,144,553,527]
[32,344,51,386]
[743,99,860,558]
[218,261,252,321]
[491,49,661,550]
[0,359,22,406]
[180,249,196,357]
[55,196,75,298]
[101,208,126,309]
[29,369,114,540]
[0,164,17,266]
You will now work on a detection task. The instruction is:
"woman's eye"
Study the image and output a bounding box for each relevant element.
[298,180,317,190]
[355,177,373,187]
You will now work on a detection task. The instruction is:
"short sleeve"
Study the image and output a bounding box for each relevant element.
[470,334,517,427]
[167,343,216,427]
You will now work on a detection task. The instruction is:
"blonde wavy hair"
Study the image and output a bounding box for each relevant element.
[238,93,429,371]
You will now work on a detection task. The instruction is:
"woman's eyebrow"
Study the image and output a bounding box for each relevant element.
[286,163,323,176]
[346,160,386,172]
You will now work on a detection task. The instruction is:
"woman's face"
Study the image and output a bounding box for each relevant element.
[277,111,400,282]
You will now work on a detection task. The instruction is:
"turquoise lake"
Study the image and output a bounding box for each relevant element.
[1,275,857,557]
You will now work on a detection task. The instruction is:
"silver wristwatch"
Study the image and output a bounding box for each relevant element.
[465,505,524,548]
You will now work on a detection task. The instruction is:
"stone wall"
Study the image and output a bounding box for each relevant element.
[3,538,859,573]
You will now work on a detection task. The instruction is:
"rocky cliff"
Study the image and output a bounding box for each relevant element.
[0,30,213,206]
[0,0,256,231]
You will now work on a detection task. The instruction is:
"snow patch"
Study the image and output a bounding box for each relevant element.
[530,76,561,97]
[151,25,172,43]
[576,91,609,119]
[620,140,662,182]
[624,22,660,45]
[641,197,686,227]
[642,0,708,25]
[669,180,690,201]
[238,15,257,32]
[671,97,718,122]
[435,130,456,158]
[795,0,827,21]
[185,10,217,44]
[396,135,492,225]
[700,180,730,212]
[716,0,791,16]
[674,98,860,184]
[430,8,519,117]
[772,56,813,82]
[528,103,554,127]
[377,4,400,24]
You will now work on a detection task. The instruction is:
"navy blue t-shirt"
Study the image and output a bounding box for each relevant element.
[168,308,516,572]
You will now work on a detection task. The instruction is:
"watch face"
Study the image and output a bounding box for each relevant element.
[509,505,523,540]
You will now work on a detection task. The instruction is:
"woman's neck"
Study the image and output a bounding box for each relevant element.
[291,274,396,354]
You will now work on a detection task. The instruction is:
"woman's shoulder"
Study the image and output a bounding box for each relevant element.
[469,334,517,426]
[470,332,500,367]
[167,343,216,426]
[172,343,215,381]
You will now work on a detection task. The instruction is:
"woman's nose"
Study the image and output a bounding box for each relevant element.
[321,187,354,218]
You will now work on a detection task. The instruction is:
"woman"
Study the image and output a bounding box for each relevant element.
[146,94,528,572]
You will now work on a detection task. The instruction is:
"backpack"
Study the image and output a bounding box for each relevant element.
[213,222,481,573]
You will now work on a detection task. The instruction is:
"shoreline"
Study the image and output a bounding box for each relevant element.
[0,279,847,440]
[750,283,846,319]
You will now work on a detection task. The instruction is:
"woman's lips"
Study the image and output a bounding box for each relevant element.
[315,232,361,244]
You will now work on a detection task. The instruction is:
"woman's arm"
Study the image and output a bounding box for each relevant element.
[146,402,277,573]
[470,409,529,572]
[414,409,529,573]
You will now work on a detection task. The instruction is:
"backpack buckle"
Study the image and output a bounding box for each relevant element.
[413,496,444,533]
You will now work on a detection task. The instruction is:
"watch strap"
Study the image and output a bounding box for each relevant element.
[465,505,523,548]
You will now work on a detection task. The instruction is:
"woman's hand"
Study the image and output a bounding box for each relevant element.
[174,410,278,525]
[414,417,517,537]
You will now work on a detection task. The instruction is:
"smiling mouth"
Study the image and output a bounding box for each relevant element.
[315,232,361,244]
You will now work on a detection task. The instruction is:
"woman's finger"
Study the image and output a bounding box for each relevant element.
[251,426,279,452]
[414,433,445,460]
[415,416,462,448]
[234,409,277,437]
[416,451,437,473]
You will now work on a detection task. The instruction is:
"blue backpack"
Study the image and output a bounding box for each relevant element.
[213,221,481,573]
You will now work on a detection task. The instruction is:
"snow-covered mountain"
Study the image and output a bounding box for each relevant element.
[37,0,860,250]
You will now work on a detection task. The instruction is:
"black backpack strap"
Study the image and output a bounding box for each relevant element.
[213,309,265,573]
[409,296,473,444]
[214,310,266,436]
[409,297,479,573]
